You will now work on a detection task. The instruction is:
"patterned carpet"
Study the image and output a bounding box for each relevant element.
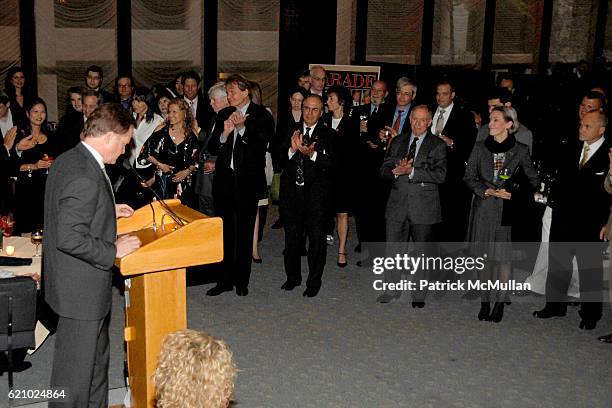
[2,207,611,407]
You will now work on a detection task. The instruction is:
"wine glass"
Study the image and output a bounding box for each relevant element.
[31,229,43,257]
[42,154,54,175]
[498,168,512,185]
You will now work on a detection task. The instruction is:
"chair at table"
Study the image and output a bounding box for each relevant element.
[0,276,37,392]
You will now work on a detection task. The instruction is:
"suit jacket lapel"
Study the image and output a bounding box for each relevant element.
[396,134,410,159]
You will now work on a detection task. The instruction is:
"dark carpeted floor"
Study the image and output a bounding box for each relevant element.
[2,206,611,408]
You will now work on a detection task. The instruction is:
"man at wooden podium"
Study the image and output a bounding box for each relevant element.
[43,103,142,407]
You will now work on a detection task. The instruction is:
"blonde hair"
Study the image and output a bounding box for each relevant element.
[153,329,236,408]
[167,98,193,132]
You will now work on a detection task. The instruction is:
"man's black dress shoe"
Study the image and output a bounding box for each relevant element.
[489,302,504,323]
[478,302,490,321]
[281,281,300,291]
[412,301,425,308]
[303,287,320,297]
[579,319,596,330]
[206,285,233,296]
[533,305,566,318]
[236,287,248,296]
[597,333,612,343]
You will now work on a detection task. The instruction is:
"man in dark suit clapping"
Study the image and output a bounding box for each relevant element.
[280,95,334,297]
[44,103,141,407]
[207,75,273,297]
[377,105,447,306]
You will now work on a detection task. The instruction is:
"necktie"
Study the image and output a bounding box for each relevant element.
[579,144,590,169]
[435,108,445,135]
[407,136,419,161]
[296,127,311,186]
[392,110,404,133]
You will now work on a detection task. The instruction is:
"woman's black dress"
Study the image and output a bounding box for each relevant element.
[322,113,358,214]
[138,126,199,202]
[12,132,56,233]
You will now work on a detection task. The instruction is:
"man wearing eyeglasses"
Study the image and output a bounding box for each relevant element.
[309,65,327,99]
[114,75,134,113]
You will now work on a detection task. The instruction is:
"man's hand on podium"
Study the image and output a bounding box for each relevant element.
[116,203,135,219]
[116,235,141,258]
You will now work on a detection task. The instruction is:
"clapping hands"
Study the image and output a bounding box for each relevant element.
[392,158,413,176]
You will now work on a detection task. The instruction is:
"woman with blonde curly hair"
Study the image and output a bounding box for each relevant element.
[153,329,237,408]
[138,98,199,201]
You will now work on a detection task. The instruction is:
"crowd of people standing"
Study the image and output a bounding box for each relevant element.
[0,63,610,340]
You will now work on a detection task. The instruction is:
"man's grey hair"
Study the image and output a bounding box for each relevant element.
[409,104,432,120]
[309,65,326,78]
[208,82,227,99]
[396,77,417,93]
[586,109,608,128]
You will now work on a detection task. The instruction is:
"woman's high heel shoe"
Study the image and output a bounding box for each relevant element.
[478,302,490,321]
[337,252,348,268]
[489,301,505,323]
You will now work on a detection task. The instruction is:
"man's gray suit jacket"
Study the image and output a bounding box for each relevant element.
[381,131,447,225]
[43,142,117,321]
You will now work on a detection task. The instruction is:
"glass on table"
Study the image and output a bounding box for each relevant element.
[31,229,43,257]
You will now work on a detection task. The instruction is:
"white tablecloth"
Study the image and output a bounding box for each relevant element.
[1,236,41,278]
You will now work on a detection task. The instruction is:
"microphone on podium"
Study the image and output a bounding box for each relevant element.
[123,160,186,228]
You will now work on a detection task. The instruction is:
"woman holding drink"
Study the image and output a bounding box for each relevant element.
[464,106,539,322]
[12,98,55,233]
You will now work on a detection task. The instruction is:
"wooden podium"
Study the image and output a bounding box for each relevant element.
[116,200,223,408]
